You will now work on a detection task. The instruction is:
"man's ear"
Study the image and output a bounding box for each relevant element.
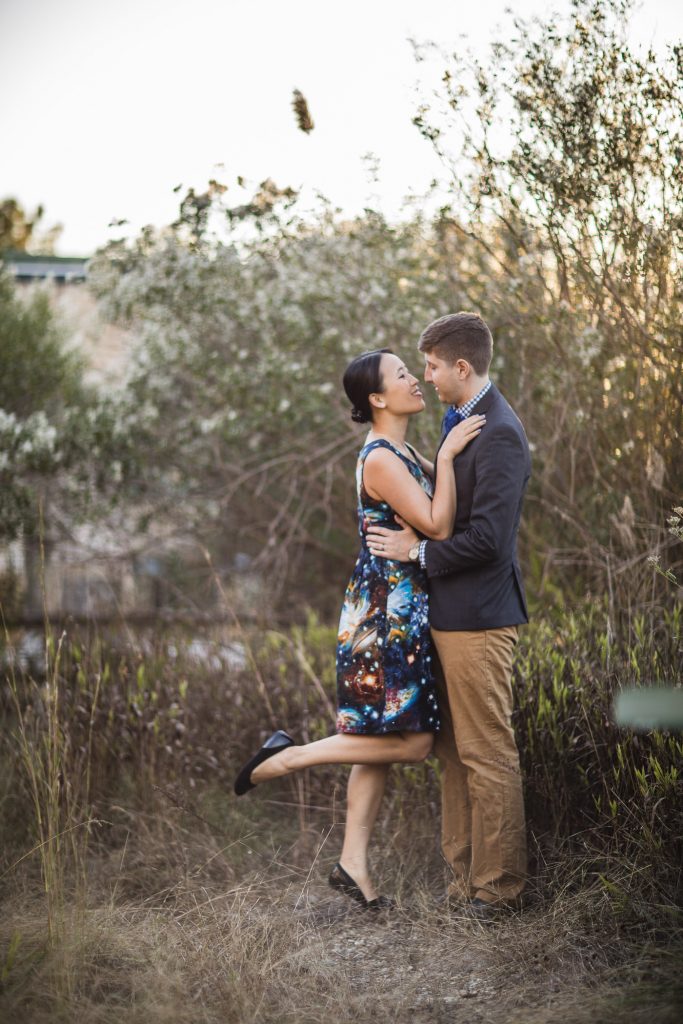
[455,358,471,379]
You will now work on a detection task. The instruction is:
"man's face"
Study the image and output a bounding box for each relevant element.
[422,350,465,406]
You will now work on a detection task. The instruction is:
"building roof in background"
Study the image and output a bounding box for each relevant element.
[1,251,89,281]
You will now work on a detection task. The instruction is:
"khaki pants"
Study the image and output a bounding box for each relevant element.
[431,626,526,904]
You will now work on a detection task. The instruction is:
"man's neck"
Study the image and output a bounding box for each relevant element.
[456,376,490,409]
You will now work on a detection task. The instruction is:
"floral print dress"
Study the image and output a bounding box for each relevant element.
[336,439,440,734]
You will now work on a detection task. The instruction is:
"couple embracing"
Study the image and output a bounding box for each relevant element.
[234,312,531,920]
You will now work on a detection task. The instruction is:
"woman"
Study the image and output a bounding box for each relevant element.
[234,348,484,909]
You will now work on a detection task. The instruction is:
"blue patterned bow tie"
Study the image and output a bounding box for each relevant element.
[442,405,464,434]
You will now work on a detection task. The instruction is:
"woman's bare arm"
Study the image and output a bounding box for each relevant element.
[363,417,485,540]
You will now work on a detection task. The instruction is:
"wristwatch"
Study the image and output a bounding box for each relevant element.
[408,541,421,562]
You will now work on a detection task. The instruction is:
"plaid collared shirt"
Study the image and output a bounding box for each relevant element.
[452,380,491,421]
[441,380,492,433]
[419,381,492,568]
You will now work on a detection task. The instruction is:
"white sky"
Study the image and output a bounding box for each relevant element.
[1,0,681,255]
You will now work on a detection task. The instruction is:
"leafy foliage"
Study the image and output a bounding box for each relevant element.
[4,0,682,619]
[0,271,134,542]
[0,271,83,538]
[412,0,683,606]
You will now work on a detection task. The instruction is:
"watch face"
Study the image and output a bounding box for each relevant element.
[409,543,420,560]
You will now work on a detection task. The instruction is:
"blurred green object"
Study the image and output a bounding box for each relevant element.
[614,688,683,731]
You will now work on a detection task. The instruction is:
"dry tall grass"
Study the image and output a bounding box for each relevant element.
[1,799,680,1024]
[0,603,681,1022]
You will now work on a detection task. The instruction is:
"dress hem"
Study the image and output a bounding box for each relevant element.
[335,725,440,736]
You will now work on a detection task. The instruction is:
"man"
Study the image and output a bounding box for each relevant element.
[367,312,531,919]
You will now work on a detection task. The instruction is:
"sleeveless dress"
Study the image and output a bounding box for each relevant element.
[335,439,440,735]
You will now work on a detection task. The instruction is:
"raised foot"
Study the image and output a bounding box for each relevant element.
[250,745,295,783]
[233,730,295,795]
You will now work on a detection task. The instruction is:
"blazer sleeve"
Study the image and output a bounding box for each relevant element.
[424,423,528,577]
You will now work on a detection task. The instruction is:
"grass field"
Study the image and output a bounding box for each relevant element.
[1,604,681,1022]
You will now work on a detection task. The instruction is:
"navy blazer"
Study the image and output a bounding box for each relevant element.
[425,384,531,631]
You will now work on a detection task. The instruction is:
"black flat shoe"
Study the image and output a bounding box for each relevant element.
[328,862,395,911]
[233,730,295,796]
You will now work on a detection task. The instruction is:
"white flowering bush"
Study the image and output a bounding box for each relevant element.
[88,200,474,606]
[0,409,57,471]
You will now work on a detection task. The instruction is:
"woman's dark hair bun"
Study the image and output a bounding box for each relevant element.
[343,348,391,426]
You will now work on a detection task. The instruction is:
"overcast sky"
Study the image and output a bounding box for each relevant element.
[2,0,681,255]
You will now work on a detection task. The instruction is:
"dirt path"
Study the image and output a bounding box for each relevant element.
[237,880,682,1024]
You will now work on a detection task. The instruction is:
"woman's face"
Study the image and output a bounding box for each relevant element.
[373,353,425,417]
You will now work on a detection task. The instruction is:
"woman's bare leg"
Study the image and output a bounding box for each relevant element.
[251,730,432,783]
[338,763,390,901]
[247,731,432,902]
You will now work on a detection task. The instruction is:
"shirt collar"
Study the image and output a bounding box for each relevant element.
[454,380,492,418]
